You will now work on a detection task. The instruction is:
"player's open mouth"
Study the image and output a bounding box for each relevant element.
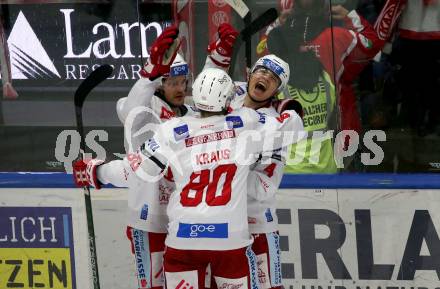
[255,82,267,93]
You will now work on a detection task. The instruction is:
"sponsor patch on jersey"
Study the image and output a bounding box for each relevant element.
[177,223,228,238]
[173,124,189,141]
[257,111,266,124]
[226,115,243,129]
[265,208,273,222]
[185,129,235,147]
[236,85,246,96]
[132,229,151,288]
[170,63,189,77]
[262,58,284,76]
[146,138,160,153]
[140,204,149,220]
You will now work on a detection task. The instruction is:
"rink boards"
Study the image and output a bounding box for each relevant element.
[1,173,440,289]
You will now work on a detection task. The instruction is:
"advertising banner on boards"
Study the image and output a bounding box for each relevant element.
[0,206,76,289]
[2,3,170,92]
[276,189,440,289]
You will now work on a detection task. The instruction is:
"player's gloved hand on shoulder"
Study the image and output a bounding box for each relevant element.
[141,25,181,80]
[73,158,104,189]
[207,23,239,67]
[276,98,304,119]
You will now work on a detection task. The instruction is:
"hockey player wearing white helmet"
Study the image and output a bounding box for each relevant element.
[246,54,290,104]
[73,25,197,289]
[132,67,304,289]
[205,24,303,289]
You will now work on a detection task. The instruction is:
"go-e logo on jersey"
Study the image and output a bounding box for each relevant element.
[177,223,228,238]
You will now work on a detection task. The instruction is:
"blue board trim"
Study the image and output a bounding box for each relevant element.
[0,172,439,189]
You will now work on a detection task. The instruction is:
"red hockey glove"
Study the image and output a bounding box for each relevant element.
[207,23,239,67]
[276,98,304,119]
[73,158,104,189]
[141,25,181,80]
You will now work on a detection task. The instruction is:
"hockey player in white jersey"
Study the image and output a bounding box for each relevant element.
[73,25,196,289]
[206,23,302,289]
[132,67,304,289]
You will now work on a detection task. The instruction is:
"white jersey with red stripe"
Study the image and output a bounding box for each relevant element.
[96,77,197,233]
[137,107,304,250]
[230,83,285,233]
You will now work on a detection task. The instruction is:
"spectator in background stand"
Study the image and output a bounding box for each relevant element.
[264,0,406,172]
[394,0,440,137]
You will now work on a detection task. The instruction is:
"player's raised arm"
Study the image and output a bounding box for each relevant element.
[118,25,182,123]
[203,23,239,71]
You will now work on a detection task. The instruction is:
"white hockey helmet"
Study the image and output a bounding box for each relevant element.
[192,68,235,112]
[168,53,189,77]
[250,54,290,92]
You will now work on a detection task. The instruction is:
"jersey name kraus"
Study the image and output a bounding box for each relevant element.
[196,149,231,165]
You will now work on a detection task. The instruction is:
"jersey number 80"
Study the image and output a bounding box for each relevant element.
[180,164,237,207]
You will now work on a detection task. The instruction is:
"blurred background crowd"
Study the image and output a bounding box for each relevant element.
[0,0,438,173]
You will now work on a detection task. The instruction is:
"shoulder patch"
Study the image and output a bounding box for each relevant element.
[236,85,246,96]
[173,124,189,141]
[256,111,266,124]
[225,115,244,129]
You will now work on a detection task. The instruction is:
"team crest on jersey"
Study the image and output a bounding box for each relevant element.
[158,183,172,205]
[160,106,176,120]
[173,124,189,141]
[226,115,243,129]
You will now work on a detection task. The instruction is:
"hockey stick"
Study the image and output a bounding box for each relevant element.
[74,64,113,289]
[225,0,252,67]
[228,8,278,76]
[225,0,250,19]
